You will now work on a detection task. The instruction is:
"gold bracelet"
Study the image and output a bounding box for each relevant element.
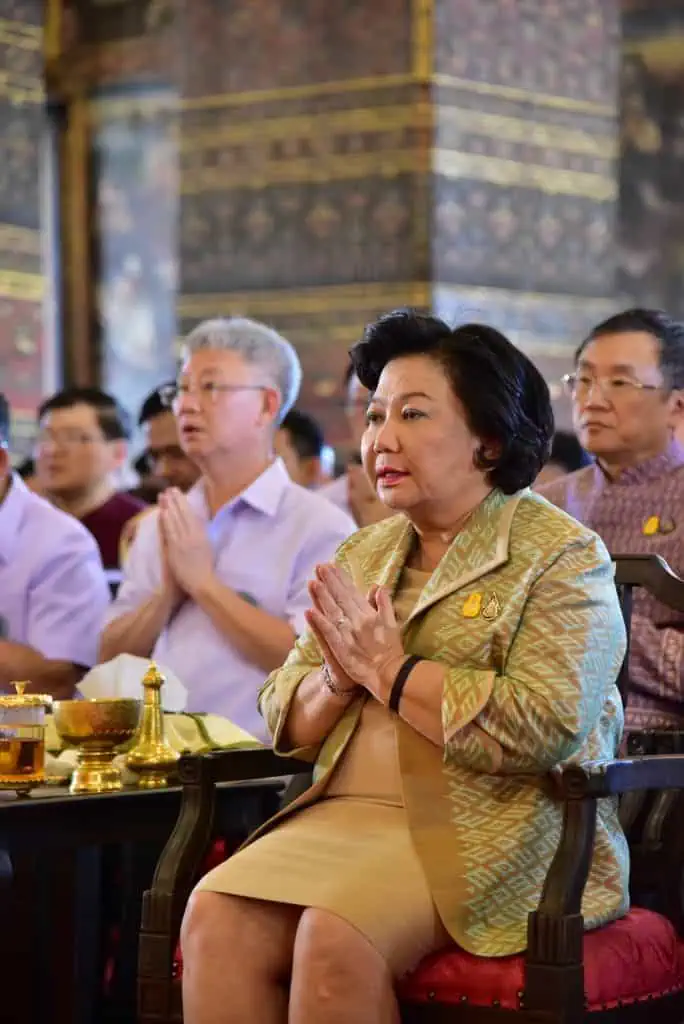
[321,662,357,698]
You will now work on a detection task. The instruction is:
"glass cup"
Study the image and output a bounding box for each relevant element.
[0,682,52,790]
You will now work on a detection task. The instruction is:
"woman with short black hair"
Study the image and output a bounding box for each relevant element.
[182,311,629,1024]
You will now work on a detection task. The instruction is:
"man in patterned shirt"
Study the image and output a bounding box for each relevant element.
[541,308,684,731]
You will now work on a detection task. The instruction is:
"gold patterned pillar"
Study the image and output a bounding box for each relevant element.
[431,0,622,427]
[175,0,432,442]
[175,0,622,438]
[0,1,47,453]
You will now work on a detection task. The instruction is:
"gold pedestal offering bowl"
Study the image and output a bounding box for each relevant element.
[52,698,142,794]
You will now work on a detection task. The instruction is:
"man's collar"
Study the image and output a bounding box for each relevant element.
[596,439,684,486]
[0,474,29,563]
[188,459,291,520]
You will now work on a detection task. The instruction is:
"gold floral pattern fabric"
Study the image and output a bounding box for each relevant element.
[259,489,629,955]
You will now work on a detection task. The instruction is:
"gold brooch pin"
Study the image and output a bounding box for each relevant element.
[482,592,501,621]
[643,516,660,537]
[660,517,676,535]
[462,593,482,618]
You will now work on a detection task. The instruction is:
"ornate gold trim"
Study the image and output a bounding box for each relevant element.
[177,282,431,319]
[435,282,616,309]
[623,34,684,74]
[181,73,420,111]
[178,71,614,116]
[0,224,41,255]
[433,73,614,116]
[0,70,44,103]
[434,150,616,201]
[0,270,44,301]
[180,149,423,193]
[180,104,425,148]
[0,83,43,103]
[44,0,63,63]
[437,107,617,159]
[0,17,42,47]
[412,0,433,79]
[178,102,614,160]
[177,282,615,320]
[179,145,614,198]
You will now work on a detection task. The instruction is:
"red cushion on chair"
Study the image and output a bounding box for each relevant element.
[398,908,684,1011]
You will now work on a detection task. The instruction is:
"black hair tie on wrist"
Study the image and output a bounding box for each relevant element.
[388,655,423,713]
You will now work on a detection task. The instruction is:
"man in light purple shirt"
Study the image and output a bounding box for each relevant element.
[100,318,355,741]
[0,393,111,698]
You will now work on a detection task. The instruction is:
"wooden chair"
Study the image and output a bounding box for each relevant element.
[138,554,684,1024]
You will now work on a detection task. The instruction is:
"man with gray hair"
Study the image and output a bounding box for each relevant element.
[100,318,354,741]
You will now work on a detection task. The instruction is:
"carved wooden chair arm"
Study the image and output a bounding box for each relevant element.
[613,553,684,611]
[139,748,312,1020]
[556,755,684,798]
[187,746,312,784]
[533,755,684,921]
[524,752,684,1013]
[146,748,310,901]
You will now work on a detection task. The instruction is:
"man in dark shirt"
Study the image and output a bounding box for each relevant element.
[35,388,145,571]
[138,382,200,493]
[274,408,330,489]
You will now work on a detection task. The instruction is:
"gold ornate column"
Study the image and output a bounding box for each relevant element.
[175,0,622,437]
[175,0,433,442]
[430,0,621,427]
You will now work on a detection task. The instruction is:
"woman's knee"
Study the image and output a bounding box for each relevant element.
[294,907,391,999]
[181,891,242,962]
[182,892,300,978]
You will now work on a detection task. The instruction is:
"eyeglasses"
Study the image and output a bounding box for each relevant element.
[561,373,661,401]
[34,430,104,448]
[159,382,267,408]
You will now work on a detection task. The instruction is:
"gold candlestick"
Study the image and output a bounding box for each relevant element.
[125,663,180,788]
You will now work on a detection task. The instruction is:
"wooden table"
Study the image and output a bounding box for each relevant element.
[0,778,285,1024]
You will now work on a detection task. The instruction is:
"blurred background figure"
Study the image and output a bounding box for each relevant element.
[320,363,392,527]
[534,430,592,489]
[128,450,161,504]
[14,456,41,493]
[138,381,200,494]
[34,387,145,571]
[275,408,331,489]
[0,391,110,697]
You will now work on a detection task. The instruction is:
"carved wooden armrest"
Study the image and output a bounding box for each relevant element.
[139,748,312,1019]
[613,553,684,611]
[531,755,684,929]
[526,753,684,994]
[556,755,684,798]
[194,746,312,784]
[145,749,309,905]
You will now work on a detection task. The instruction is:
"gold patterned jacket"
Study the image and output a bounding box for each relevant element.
[258,488,630,957]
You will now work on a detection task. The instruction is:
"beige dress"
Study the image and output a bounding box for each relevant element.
[197,567,450,977]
